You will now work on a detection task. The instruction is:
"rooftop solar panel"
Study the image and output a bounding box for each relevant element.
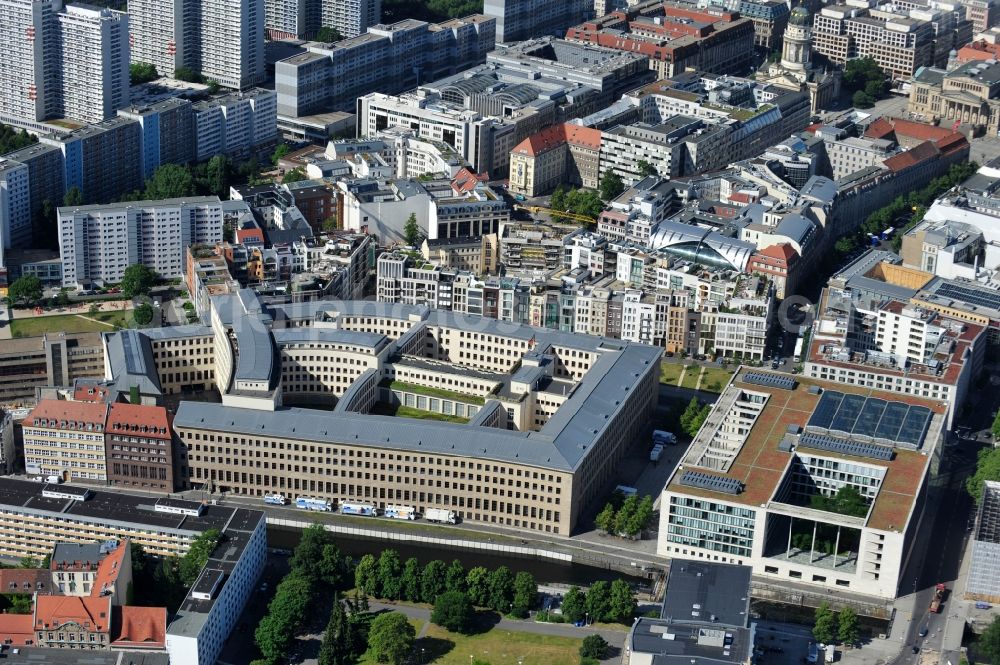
[742,372,797,391]
[799,432,894,461]
[935,282,1000,311]
[679,470,744,495]
[808,391,843,430]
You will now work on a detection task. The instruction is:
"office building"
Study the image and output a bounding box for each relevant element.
[738,0,789,51]
[276,16,495,116]
[484,0,590,42]
[23,400,110,483]
[57,196,233,287]
[566,3,756,79]
[659,368,947,602]
[104,403,176,492]
[967,479,1000,602]
[129,0,265,90]
[508,123,601,197]
[0,159,32,264]
[0,334,104,406]
[0,0,130,129]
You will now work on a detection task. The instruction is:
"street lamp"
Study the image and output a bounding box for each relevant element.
[421,648,425,665]
[585,612,589,626]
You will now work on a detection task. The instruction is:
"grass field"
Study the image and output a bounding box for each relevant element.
[394,405,470,424]
[680,365,701,390]
[698,367,735,393]
[659,363,683,385]
[415,623,582,665]
[11,310,134,337]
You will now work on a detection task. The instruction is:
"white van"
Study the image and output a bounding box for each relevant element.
[45,475,62,484]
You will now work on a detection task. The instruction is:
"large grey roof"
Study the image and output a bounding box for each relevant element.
[273,327,389,349]
[104,330,162,396]
[661,561,752,627]
[233,321,276,384]
[775,213,815,245]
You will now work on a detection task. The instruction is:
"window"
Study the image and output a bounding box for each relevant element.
[789,570,802,579]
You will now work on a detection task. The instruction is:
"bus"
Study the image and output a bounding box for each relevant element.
[341,502,377,516]
[295,497,332,511]
[263,493,288,505]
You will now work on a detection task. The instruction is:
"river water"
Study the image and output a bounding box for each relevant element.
[267,525,645,587]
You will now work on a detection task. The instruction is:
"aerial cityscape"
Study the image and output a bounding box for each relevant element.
[3,0,1000,663]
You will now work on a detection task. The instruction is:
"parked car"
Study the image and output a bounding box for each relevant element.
[918,626,928,637]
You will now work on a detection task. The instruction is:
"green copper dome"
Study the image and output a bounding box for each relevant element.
[789,6,812,26]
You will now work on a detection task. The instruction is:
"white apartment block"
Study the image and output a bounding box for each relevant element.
[57,196,233,287]
[0,0,129,128]
[875,304,947,365]
[128,0,185,78]
[0,160,32,264]
[265,0,310,39]
[193,89,278,161]
[130,0,264,90]
[57,4,130,124]
[321,0,381,38]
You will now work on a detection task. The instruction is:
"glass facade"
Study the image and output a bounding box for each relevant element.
[667,495,757,557]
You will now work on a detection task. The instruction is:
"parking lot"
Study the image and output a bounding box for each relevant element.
[755,622,818,665]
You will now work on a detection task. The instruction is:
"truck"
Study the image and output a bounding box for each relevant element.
[650,445,663,462]
[263,493,288,505]
[929,583,946,613]
[806,643,818,664]
[881,227,895,241]
[295,497,332,511]
[384,504,416,520]
[652,430,677,446]
[341,502,377,516]
[425,508,458,524]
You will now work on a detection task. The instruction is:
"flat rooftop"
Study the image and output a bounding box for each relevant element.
[661,561,751,627]
[4,649,168,665]
[666,369,942,532]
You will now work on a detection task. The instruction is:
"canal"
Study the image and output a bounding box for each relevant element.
[268,525,647,587]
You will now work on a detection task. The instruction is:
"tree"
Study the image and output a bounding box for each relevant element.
[376,549,403,600]
[174,66,202,82]
[637,160,657,178]
[680,397,709,437]
[595,503,616,534]
[316,26,343,42]
[580,635,610,660]
[600,170,624,201]
[8,275,42,307]
[852,90,875,109]
[320,544,348,589]
[355,554,378,596]
[487,566,515,613]
[283,166,308,183]
[271,144,291,165]
[129,62,158,85]
[837,607,859,645]
[466,566,490,606]
[291,524,331,581]
[607,579,636,623]
[120,264,157,299]
[585,580,612,623]
[0,122,37,155]
[401,558,422,602]
[834,236,858,258]
[445,559,466,594]
[201,155,231,197]
[614,495,638,537]
[133,302,154,326]
[969,448,1000,504]
[979,616,1000,664]
[550,185,566,211]
[179,529,220,585]
[366,612,414,665]
[17,556,37,569]
[318,597,353,665]
[56,290,70,307]
[63,186,83,207]
[206,79,220,94]
[403,212,421,247]
[511,571,536,618]
[561,585,585,623]
[145,163,196,200]
[420,559,448,604]
[431,590,474,633]
[810,485,869,518]
[992,410,1000,441]
[813,602,838,644]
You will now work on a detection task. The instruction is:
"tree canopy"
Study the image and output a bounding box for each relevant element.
[404,213,422,247]
[0,122,37,155]
[810,485,870,518]
[143,163,197,200]
[130,62,159,85]
[315,26,343,42]
[978,615,1000,664]
[121,264,157,298]
[7,275,42,308]
[431,590,475,633]
[680,397,711,437]
[133,302,154,326]
[813,602,837,644]
[968,447,1000,504]
[366,612,415,665]
[580,635,610,660]
[600,170,625,201]
[178,529,220,586]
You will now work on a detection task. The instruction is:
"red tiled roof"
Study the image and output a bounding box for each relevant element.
[757,243,798,262]
[0,569,50,596]
[869,117,952,143]
[0,614,35,646]
[91,540,128,598]
[451,167,487,194]
[73,384,111,403]
[956,41,1000,63]
[864,117,895,140]
[111,606,166,649]
[34,595,111,633]
[23,400,108,429]
[106,403,172,439]
[236,228,265,244]
[884,140,940,172]
[511,123,601,157]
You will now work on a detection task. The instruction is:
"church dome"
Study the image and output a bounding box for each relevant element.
[789,6,812,26]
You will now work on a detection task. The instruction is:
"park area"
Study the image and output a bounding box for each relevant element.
[660,363,734,394]
[10,310,134,337]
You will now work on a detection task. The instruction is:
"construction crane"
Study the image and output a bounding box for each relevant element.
[513,204,596,225]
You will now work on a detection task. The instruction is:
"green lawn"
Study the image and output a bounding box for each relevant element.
[389,381,487,406]
[395,405,470,424]
[680,365,702,390]
[414,623,583,665]
[698,367,735,393]
[11,310,134,337]
[660,363,683,385]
